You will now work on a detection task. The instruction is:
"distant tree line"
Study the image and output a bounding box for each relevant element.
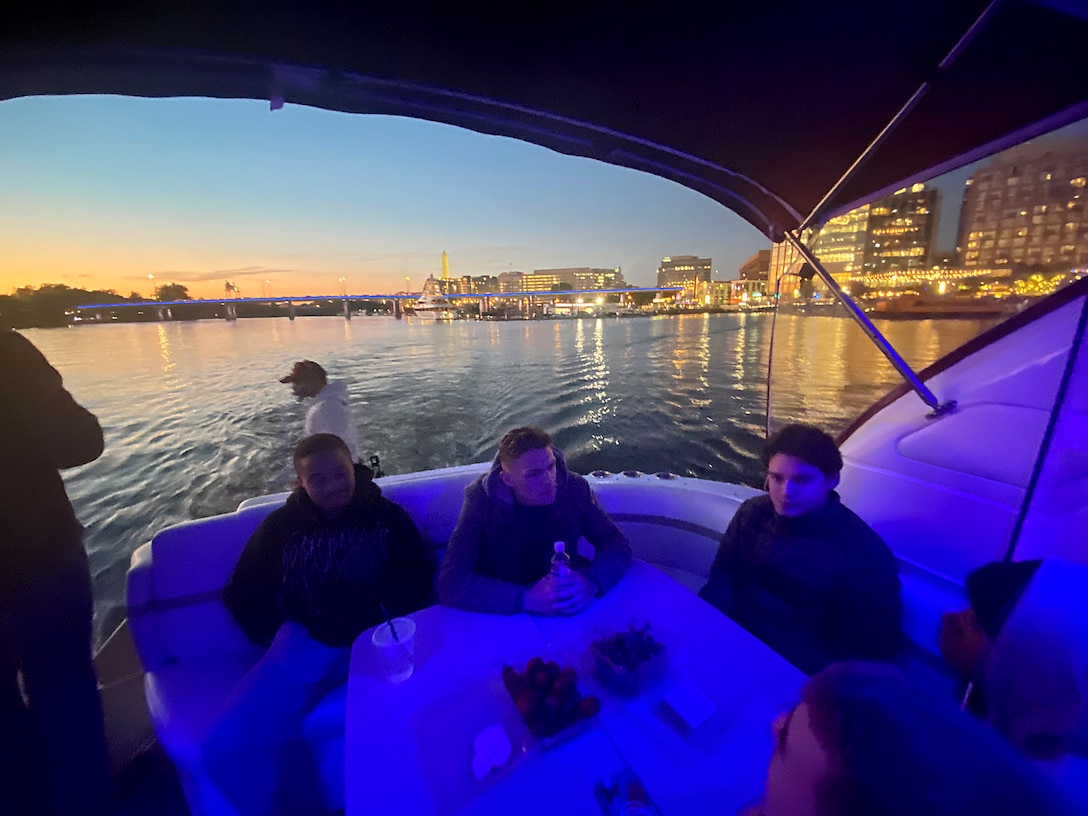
[0,283,395,329]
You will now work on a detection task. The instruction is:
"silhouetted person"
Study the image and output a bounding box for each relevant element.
[745,661,1077,816]
[0,328,109,815]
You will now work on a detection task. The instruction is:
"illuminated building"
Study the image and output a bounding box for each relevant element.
[862,184,939,273]
[530,267,625,291]
[812,205,870,275]
[958,145,1088,268]
[497,271,524,293]
[657,255,711,302]
[521,272,574,292]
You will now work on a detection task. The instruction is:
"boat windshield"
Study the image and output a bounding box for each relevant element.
[766,115,1088,438]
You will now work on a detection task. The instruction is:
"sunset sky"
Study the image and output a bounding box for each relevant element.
[2,95,1085,302]
[0,95,773,301]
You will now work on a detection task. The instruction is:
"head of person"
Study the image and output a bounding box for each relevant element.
[762,661,1070,816]
[761,424,843,518]
[293,433,355,515]
[984,559,1088,765]
[939,559,1042,679]
[498,426,557,507]
[280,360,327,399]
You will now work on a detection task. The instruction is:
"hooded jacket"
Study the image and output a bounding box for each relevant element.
[437,447,631,614]
[699,492,902,675]
[305,379,360,461]
[985,558,1088,808]
[0,331,103,587]
[224,464,434,648]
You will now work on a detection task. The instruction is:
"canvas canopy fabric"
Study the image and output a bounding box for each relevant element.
[3,1,1088,236]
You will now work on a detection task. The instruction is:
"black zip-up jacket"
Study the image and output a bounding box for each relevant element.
[699,492,902,675]
[0,331,103,589]
[224,465,435,648]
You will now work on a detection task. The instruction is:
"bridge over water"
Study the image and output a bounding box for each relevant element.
[74,286,684,322]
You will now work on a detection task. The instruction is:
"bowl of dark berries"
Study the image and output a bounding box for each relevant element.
[501,657,600,747]
[590,622,668,696]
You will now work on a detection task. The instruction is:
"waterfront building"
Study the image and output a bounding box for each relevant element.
[498,271,525,293]
[812,205,870,276]
[731,250,771,304]
[517,273,570,291]
[862,184,939,274]
[959,145,1088,269]
[525,267,626,291]
[657,255,711,303]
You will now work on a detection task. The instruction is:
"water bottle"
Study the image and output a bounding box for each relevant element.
[551,541,572,578]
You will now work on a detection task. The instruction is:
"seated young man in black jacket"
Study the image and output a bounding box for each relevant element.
[699,423,902,675]
[207,433,434,814]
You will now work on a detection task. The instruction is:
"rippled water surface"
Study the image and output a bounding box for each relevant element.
[22,313,994,638]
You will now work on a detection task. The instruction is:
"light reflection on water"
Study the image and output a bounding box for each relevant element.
[21,313,995,638]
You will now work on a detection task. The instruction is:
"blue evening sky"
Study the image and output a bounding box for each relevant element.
[1,95,1085,300]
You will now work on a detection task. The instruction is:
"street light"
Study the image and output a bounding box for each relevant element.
[338,277,347,296]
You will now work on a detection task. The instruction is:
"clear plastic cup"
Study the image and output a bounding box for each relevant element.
[372,618,416,682]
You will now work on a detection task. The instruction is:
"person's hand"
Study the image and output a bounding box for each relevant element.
[551,570,597,615]
[522,572,598,615]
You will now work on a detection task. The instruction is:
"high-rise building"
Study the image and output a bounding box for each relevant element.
[862,184,939,273]
[657,256,711,302]
[812,205,870,276]
[959,145,1088,269]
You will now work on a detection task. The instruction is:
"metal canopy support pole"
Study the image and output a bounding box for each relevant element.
[781,230,953,416]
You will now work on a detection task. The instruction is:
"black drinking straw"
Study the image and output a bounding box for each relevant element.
[380,602,400,642]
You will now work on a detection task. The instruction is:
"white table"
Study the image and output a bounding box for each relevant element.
[346,561,805,815]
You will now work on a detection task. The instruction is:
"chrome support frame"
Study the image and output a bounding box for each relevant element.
[800,0,1001,231]
[781,230,955,417]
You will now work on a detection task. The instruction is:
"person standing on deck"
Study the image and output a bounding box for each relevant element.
[438,425,632,615]
[0,328,110,816]
[280,360,361,462]
[699,423,902,675]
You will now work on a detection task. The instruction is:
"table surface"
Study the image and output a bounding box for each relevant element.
[346,561,805,815]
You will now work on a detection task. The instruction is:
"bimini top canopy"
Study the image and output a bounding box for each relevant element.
[3,0,1088,237]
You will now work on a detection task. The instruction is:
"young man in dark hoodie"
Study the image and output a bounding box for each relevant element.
[209,433,434,814]
[699,423,902,675]
[438,425,632,615]
[224,432,434,647]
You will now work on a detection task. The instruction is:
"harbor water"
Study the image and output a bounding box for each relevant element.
[20,312,994,639]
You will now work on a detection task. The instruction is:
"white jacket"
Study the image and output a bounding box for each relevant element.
[304,379,361,461]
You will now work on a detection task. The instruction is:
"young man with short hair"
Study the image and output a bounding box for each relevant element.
[699,423,902,675]
[225,432,434,647]
[438,426,632,615]
[210,433,434,813]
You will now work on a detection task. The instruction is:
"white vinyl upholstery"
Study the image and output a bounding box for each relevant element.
[126,499,354,816]
[126,463,956,814]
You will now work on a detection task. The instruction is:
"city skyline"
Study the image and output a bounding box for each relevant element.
[0,95,770,301]
[3,96,1087,302]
